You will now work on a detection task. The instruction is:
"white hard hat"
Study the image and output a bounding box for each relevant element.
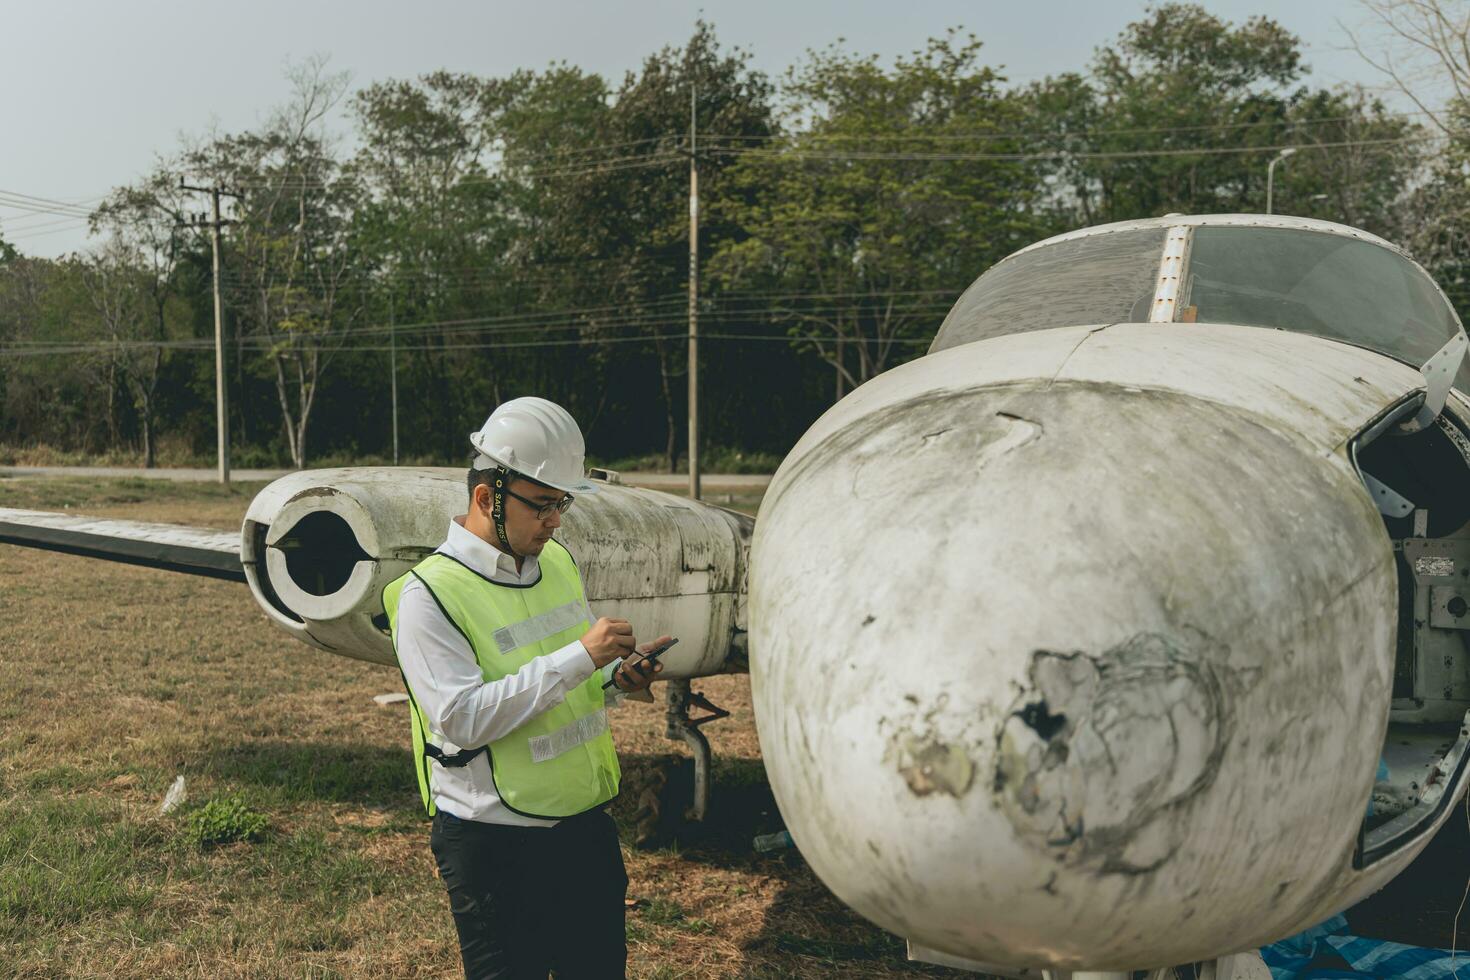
[469,397,599,495]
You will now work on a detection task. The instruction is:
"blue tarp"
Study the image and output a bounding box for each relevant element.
[1261,914,1469,979]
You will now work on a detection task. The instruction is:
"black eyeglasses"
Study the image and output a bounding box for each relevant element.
[502,486,574,521]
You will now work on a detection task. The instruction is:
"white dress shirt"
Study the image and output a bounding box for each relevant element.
[394,518,624,826]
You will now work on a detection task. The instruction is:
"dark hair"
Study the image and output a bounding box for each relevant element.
[467,464,495,501]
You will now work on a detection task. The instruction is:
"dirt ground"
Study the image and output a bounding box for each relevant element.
[2,476,1468,978]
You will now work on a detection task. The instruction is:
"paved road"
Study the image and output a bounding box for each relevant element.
[0,464,772,490]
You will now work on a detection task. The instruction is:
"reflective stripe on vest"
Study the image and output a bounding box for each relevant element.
[493,600,588,655]
[382,540,620,820]
[529,708,609,763]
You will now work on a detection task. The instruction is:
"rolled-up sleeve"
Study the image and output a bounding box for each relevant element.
[396,578,597,749]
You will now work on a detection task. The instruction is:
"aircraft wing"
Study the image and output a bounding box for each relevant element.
[0,507,243,582]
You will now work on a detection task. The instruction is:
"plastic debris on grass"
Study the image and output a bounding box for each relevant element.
[1261,914,1468,979]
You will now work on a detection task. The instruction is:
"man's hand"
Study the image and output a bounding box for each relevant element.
[613,634,672,694]
[582,617,636,669]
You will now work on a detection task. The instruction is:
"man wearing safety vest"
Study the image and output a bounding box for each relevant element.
[383,397,667,979]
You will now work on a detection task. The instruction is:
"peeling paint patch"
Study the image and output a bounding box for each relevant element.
[975,413,1042,470]
[994,631,1245,874]
[287,486,342,501]
[892,731,976,798]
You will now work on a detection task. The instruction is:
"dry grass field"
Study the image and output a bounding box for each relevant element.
[0,476,965,979]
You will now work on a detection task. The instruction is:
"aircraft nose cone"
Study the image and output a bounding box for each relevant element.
[749,372,1395,969]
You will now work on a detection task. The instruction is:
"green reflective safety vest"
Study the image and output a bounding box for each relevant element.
[382,539,620,820]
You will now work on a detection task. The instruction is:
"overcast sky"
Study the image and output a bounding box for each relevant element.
[1,0,1424,258]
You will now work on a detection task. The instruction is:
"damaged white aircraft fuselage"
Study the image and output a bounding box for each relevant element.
[750,214,1470,972]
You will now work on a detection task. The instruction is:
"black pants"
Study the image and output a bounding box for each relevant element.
[429,807,628,980]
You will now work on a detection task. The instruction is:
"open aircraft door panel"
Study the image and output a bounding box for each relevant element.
[1339,381,1470,875]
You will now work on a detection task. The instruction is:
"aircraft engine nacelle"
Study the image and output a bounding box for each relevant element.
[241,467,751,678]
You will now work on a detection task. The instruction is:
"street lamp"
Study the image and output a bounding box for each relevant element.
[1266,147,1297,215]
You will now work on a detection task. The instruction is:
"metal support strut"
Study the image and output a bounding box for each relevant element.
[663,678,729,822]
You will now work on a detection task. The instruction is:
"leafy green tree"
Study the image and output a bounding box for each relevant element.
[185,58,366,469]
[1026,4,1303,222]
[712,32,1045,398]
[516,23,775,469]
[0,256,113,451]
[349,70,508,459]
[89,169,195,466]
[1025,4,1422,234]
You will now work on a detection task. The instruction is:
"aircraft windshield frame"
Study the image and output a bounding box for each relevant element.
[931,218,1467,389]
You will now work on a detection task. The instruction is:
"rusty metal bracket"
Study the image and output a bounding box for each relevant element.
[685,690,730,730]
[664,679,728,822]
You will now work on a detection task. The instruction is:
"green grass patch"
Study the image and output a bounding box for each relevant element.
[0,796,166,936]
[24,764,91,792]
[182,795,270,847]
[638,896,710,933]
[258,829,393,902]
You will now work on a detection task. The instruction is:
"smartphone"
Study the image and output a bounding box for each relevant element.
[603,637,679,689]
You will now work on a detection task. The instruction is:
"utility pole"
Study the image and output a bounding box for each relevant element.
[179,179,238,487]
[389,290,399,465]
[836,338,845,402]
[687,82,701,501]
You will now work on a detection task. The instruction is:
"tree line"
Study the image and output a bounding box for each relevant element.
[0,4,1459,471]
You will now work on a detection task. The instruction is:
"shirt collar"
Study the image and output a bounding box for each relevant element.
[443,517,538,582]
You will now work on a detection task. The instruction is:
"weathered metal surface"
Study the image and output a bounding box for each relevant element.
[1366,715,1469,835]
[0,508,243,581]
[240,467,752,676]
[750,321,1428,970]
[1147,226,1191,324]
[1402,332,1468,433]
[1361,471,1416,518]
[1428,585,1470,629]
[1397,528,1470,717]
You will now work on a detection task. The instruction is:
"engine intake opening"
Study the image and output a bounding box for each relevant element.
[271,510,372,597]
[246,519,302,623]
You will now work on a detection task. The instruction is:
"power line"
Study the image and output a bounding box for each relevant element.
[230,152,684,192]
[186,131,1439,198]
[713,134,1437,163]
[0,210,94,233]
[488,135,684,164]
[0,302,957,354]
[0,200,92,221]
[0,188,100,217]
[212,277,965,314]
[700,109,1437,145]
[0,329,933,358]
[4,220,93,241]
[0,288,959,352]
[6,120,1436,232]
